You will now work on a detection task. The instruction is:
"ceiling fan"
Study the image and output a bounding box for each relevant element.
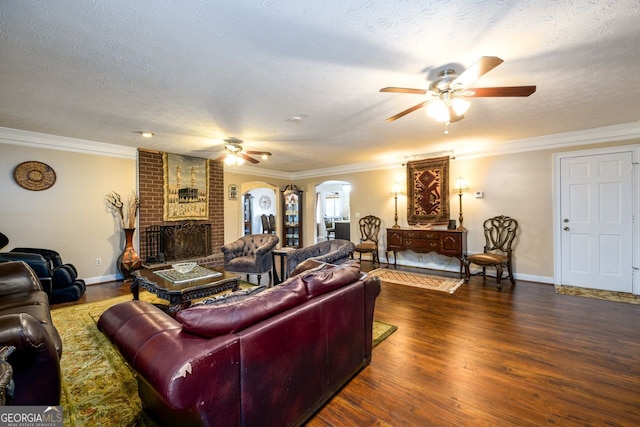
[213,138,272,165]
[380,56,536,127]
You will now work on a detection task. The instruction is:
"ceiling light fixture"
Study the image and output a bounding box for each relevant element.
[224,154,245,166]
[139,131,154,138]
[425,93,470,123]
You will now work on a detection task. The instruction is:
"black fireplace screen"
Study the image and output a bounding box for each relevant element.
[145,222,211,263]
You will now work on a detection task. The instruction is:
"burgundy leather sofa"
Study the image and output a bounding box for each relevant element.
[0,261,62,405]
[98,260,380,426]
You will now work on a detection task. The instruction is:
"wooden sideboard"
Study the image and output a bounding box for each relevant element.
[386,228,467,275]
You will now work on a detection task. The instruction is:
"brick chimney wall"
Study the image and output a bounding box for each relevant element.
[137,149,224,267]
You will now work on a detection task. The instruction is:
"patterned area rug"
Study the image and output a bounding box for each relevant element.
[555,285,640,305]
[368,268,464,294]
[51,290,396,425]
[372,321,397,348]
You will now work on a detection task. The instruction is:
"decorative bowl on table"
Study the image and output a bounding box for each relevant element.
[172,262,197,274]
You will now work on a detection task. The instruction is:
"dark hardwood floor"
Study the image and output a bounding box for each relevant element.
[53,262,640,426]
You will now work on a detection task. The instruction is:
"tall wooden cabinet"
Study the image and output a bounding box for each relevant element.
[243,194,253,235]
[282,185,303,247]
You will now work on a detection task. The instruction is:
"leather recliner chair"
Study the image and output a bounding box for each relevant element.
[0,249,86,304]
[0,261,62,405]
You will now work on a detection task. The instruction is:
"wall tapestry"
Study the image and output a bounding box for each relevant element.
[406,156,450,225]
[163,153,209,221]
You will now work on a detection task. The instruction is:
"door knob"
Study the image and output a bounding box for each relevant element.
[563,218,569,223]
[564,227,570,231]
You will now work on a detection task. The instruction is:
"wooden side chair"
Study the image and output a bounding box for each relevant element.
[353,215,381,265]
[260,215,270,233]
[463,215,518,290]
[268,214,276,234]
[324,218,335,240]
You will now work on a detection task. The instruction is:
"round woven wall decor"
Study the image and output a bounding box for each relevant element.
[13,161,57,191]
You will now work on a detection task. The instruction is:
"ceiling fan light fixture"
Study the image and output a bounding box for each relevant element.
[451,98,470,116]
[224,154,245,166]
[261,153,269,160]
[426,100,450,122]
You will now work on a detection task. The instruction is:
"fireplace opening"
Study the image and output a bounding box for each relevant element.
[144,222,211,264]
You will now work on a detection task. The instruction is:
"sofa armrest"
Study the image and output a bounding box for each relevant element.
[0,313,61,405]
[220,240,244,262]
[98,301,242,424]
[363,275,382,360]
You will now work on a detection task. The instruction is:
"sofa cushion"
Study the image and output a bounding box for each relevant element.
[177,278,307,338]
[301,260,362,298]
[196,285,266,306]
[289,259,334,277]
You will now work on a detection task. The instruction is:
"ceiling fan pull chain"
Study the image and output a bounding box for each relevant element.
[444,122,450,135]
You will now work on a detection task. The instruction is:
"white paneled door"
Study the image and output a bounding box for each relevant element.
[560,152,633,292]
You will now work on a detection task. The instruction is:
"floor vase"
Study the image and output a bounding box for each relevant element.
[119,227,142,278]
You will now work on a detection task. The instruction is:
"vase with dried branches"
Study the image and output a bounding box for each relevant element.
[106,191,141,279]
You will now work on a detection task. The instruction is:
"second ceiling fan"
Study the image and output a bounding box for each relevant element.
[214,138,271,165]
[380,56,536,125]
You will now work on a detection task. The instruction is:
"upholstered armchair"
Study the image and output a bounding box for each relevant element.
[221,234,279,286]
[0,248,86,304]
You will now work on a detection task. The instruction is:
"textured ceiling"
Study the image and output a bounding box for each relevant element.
[1,0,640,173]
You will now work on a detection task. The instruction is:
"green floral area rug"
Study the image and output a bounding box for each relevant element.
[51,291,396,426]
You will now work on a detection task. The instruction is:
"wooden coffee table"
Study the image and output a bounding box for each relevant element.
[131,266,241,315]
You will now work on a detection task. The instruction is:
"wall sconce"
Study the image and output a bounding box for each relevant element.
[454,176,469,231]
[391,184,402,229]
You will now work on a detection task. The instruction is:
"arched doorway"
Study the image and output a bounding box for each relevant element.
[315,180,351,242]
[240,182,278,236]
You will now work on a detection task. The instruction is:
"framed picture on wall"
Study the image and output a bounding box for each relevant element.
[163,153,210,221]
[228,184,238,200]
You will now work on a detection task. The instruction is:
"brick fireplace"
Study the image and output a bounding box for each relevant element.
[137,149,224,267]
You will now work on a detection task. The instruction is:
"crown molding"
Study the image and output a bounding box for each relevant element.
[454,122,640,160]
[2,123,639,177]
[0,127,138,159]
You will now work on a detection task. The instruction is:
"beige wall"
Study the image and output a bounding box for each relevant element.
[1,143,136,284]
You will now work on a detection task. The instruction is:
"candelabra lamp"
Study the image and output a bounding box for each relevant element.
[391,184,402,229]
[454,177,469,231]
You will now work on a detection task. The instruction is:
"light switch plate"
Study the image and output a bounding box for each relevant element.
[475,191,484,198]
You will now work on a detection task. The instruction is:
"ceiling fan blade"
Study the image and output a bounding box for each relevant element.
[213,155,228,162]
[385,102,427,122]
[380,87,427,94]
[452,56,504,89]
[246,151,272,156]
[239,153,259,164]
[465,86,537,97]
